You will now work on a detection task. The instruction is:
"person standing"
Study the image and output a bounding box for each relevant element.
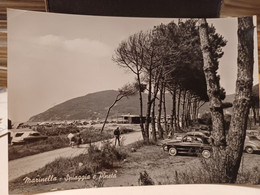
[114,127,121,146]
[76,133,83,148]
[67,133,75,147]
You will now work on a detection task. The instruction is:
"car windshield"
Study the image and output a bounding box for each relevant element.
[15,133,24,137]
[248,136,259,141]
[29,133,41,136]
[183,136,193,142]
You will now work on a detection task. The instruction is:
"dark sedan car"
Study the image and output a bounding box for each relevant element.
[162,133,212,158]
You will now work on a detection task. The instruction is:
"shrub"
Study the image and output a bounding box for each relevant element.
[92,177,105,187]
[88,141,127,170]
[9,136,68,161]
[80,128,113,144]
[138,171,155,185]
[120,127,134,134]
[127,140,156,150]
[36,125,80,136]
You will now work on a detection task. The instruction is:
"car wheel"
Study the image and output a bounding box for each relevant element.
[162,144,168,151]
[169,147,177,156]
[202,149,211,159]
[245,146,254,154]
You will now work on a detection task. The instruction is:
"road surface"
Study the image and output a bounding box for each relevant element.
[9,131,142,181]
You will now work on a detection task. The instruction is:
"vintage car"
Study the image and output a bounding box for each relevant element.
[244,135,260,154]
[162,132,211,158]
[158,131,210,146]
[10,129,47,145]
[185,131,211,137]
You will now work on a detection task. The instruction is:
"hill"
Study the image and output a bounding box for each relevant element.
[29,90,147,122]
[199,93,235,114]
[28,84,259,122]
[199,83,259,115]
[28,90,175,122]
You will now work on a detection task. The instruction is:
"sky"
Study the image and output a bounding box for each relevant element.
[8,9,258,122]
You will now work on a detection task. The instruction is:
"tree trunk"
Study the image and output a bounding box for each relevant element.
[192,99,197,120]
[151,72,161,142]
[163,84,168,136]
[177,88,181,131]
[144,66,153,142]
[170,88,176,136]
[199,17,254,183]
[225,17,254,183]
[252,107,257,125]
[257,107,260,126]
[137,72,147,143]
[157,81,164,139]
[196,100,200,119]
[101,94,122,133]
[181,90,187,129]
[186,93,191,127]
[199,18,226,146]
[151,100,157,141]
[199,18,227,182]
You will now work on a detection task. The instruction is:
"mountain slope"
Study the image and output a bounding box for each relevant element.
[29,84,259,122]
[29,90,146,122]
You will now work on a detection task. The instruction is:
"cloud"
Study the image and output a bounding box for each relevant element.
[37,34,63,46]
[36,35,112,58]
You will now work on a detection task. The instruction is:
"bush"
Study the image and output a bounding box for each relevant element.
[9,136,68,161]
[138,171,155,185]
[127,140,156,150]
[80,128,113,144]
[88,141,127,170]
[10,141,127,189]
[120,127,134,134]
[36,125,80,136]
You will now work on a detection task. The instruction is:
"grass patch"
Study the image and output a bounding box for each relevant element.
[9,136,68,161]
[236,166,260,184]
[153,165,260,185]
[9,127,113,161]
[36,125,81,136]
[9,139,260,194]
[80,128,113,144]
[127,140,157,150]
[9,141,127,190]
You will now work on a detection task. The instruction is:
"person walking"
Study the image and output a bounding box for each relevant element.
[114,127,121,146]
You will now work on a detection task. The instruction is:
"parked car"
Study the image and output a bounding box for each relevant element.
[244,135,260,154]
[162,133,211,158]
[10,129,47,145]
[158,131,210,146]
[157,135,182,146]
[185,131,211,137]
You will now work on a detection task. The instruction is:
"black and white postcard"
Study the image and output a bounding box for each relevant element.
[0,88,7,136]
[7,9,259,194]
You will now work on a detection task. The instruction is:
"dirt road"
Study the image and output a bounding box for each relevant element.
[9,131,142,181]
